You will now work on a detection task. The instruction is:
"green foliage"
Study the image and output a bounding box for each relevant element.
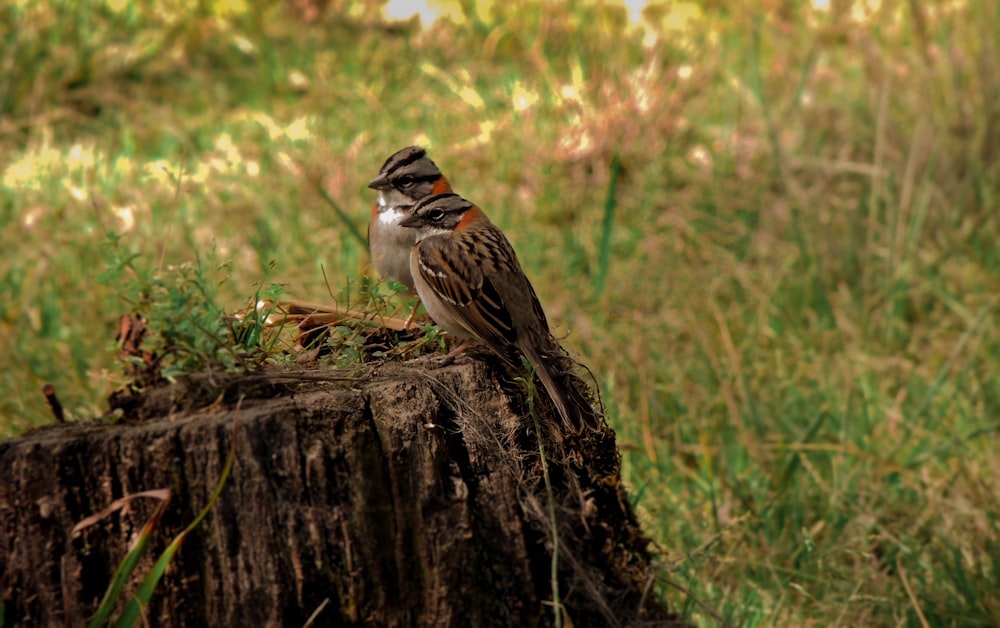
[1,0,998,624]
[231,283,288,354]
[318,277,437,366]
[98,231,240,380]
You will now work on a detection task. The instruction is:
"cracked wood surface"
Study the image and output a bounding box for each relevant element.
[0,361,678,627]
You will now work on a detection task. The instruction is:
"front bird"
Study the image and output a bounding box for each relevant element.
[399,192,599,432]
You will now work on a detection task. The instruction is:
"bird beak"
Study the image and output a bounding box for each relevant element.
[398,212,420,229]
[367,173,390,190]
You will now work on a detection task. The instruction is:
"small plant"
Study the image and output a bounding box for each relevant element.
[99,222,451,390]
[99,231,243,383]
[230,282,290,356]
[319,276,436,367]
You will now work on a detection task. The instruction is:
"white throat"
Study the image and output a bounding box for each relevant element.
[413,226,452,242]
[377,206,406,226]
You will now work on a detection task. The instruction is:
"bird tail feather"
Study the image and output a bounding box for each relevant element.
[524,342,602,432]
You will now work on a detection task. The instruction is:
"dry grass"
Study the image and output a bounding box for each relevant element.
[1,0,998,624]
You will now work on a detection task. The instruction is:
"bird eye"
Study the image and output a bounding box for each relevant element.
[397,176,416,188]
[427,209,445,221]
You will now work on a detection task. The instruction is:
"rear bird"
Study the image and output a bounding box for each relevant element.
[367,146,452,292]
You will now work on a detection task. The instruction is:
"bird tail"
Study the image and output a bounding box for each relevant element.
[523,341,602,433]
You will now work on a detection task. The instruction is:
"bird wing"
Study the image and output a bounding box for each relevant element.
[414,236,519,353]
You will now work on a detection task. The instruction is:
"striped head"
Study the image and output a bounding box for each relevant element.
[398,193,483,241]
[367,146,452,211]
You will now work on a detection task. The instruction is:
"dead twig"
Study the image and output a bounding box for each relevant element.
[43,384,66,423]
[232,298,410,332]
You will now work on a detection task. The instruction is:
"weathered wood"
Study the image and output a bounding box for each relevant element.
[0,359,679,626]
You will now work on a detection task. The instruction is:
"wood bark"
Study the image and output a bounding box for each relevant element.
[0,359,680,626]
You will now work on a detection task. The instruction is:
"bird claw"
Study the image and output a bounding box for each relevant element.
[421,339,472,369]
[402,308,417,330]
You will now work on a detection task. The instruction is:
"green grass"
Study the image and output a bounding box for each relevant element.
[2,0,998,624]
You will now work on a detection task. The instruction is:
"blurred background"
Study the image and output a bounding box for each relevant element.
[1,0,998,623]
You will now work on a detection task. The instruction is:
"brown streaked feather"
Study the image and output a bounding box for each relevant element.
[523,279,550,334]
[414,234,519,354]
[474,222,551,340]
[406,194,601,432]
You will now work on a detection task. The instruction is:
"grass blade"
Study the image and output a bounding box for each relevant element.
[593,153,622,296]
[83,491,171,628]
[114,416,241,627]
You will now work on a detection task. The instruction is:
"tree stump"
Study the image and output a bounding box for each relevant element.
[0,358,680,626]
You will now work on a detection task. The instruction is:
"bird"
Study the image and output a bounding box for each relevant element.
[367,146,453,293]
[399,192,599,432]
